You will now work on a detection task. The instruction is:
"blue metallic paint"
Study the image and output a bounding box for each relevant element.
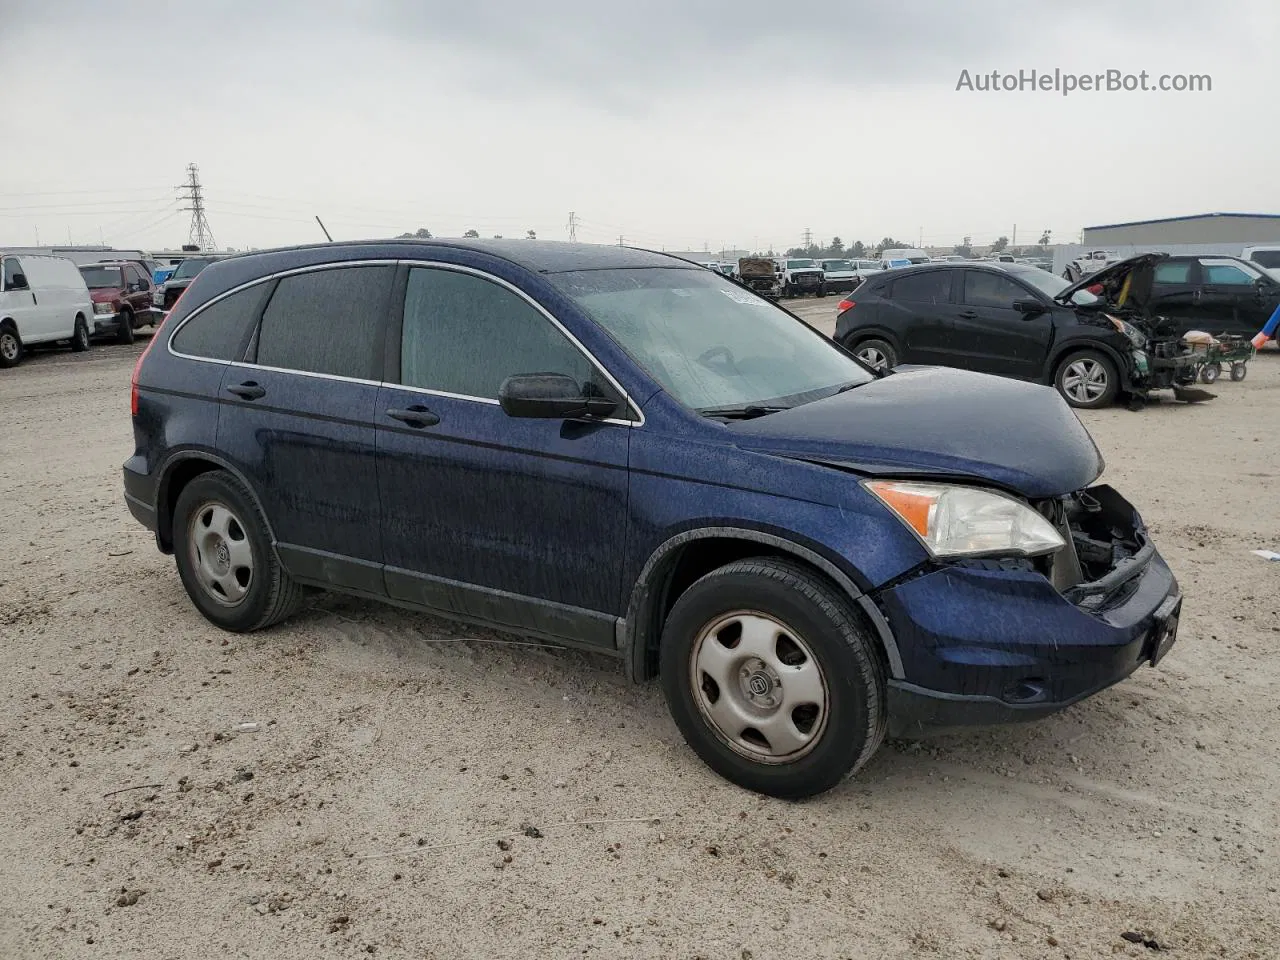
[125,240,1182,735]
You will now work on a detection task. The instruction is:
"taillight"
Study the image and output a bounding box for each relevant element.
[131,291,181,416]
[837,299,856,313]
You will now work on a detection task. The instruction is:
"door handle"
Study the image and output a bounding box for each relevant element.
[226,381,266,400]
[385,405,440,428]
[31,293,37,306]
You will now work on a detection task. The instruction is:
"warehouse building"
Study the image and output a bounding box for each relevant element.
[1082,212,1280,246]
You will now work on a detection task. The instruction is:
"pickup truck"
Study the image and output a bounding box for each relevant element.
[736,257,781,298]
[774,258,826,297]
[818,259,857,293]
[1063,250,1120,282]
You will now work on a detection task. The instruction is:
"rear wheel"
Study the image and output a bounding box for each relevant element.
[172,471,305,632]
[659,557,886,799]
[852,337,897,372]
[116,308,135,345]
[1200,362,1221,384]
[71,315,90,352]
[1054,350,1119,409]
[0,323,22,368]
[1230,362,1248,382]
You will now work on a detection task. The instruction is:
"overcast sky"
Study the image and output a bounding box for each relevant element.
[2,0,1277,254]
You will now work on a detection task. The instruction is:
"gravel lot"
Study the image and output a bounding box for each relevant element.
[2,309,1278,959]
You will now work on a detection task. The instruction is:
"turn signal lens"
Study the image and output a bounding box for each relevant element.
[837,299,856,313]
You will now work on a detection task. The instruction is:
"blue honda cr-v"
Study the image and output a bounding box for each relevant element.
[123,240,1182,798]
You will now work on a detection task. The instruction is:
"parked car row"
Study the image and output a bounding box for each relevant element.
[0,249,223,367]
[834,253,1279,409]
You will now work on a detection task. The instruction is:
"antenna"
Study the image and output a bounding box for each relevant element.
[177,163,216,251]
[315,216,333,242]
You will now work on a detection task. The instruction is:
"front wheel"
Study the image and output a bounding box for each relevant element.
[172,471,306,632]
[659,557,886,799]
[1230,362,1248,382]
[0,323,22,368]
[1054,350,1119,409]
[71,315,90,352]
[1200,362,1221,384]
[116,309,135,345]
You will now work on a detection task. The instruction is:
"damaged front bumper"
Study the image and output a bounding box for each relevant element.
[874,485,1181,736]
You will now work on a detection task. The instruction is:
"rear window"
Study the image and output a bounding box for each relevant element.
[171,283,272,361]
[254,265,392,380]
[889,271,951,303]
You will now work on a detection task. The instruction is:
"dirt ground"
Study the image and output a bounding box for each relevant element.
[2,310,1278,960]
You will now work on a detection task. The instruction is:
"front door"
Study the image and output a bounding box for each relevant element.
[1145,258,1201,336]
[1195,259,1266,337]
[376,264,632,647]
[215,263,395,594]
[946,270,1053,379]
[1,257,35,342]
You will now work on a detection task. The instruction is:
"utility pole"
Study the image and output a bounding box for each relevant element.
[802,227,813,249]
[918,226,923,248]
[617,234,625,246]
[567,211,578,242]
[1012,224,1017,249]
[177,163,216,251]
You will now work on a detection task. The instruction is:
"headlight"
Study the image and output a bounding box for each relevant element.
[866,480,1065,558]
[1107,314,1147,348]
[93,302,114,315]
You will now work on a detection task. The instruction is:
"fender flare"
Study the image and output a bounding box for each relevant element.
[154,449,280,551]
[621,525,905,683]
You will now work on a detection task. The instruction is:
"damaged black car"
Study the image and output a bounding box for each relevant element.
[834,255,1207,409]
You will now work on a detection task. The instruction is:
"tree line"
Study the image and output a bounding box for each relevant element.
[785,230,1053,260]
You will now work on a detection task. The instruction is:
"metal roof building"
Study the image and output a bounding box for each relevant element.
[1082,213,1280,246]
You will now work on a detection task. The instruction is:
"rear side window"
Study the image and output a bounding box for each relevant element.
[890,271,951,304]
[1153,262,1192,284]
[171,283,272,361]
[255,266,393,379]
[399,267,595,399]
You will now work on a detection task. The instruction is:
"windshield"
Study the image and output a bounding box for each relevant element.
[78,266,124,289]
[786,259,816,269]
[171,257,214,280]
[1248,250,1280,269]
[1004,265,1098,305]
[821,260,852,271]
[551,267,873,411]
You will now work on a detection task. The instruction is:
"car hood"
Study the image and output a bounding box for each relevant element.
[728,366,1103,499]
[1054,253,1167,306]
[88,287,123,303]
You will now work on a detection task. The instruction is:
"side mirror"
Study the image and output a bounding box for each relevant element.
[1012,297,1045,316]
[498,373,618,420]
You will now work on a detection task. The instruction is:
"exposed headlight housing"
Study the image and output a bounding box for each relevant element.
[93,302,115,315]
[1106,314,1147,349]
[866,480,1065,558]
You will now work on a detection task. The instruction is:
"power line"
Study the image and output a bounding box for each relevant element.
[177,163,216,251]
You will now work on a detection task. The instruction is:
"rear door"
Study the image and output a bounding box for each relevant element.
[376,263,632,646]
[883,269,957,365]
[948,270,1053,379]
[216,263,395,594]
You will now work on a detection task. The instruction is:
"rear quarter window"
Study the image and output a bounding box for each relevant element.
[889,271,951,304]
[171,283,273,361]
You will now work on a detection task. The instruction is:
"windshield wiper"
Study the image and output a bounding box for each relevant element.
[698,404,790,420]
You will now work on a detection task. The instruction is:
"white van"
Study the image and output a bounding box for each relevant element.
[1243,245,1280,271]
[1,253,94,367]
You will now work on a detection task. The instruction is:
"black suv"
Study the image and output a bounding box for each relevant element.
[834,255,1252,408]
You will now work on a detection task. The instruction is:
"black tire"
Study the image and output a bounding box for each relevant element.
[659,557,887,799]
[70,315,90,352]
[1199,362,1221,384]
[0,322,23,368]
[172,471,305,632]
[816,283,827,298]
[1230,362,1247,382]
[116,308,135,345]
[783,282,795,298]
[1054,349,1119,409]
[851,337,897,372]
